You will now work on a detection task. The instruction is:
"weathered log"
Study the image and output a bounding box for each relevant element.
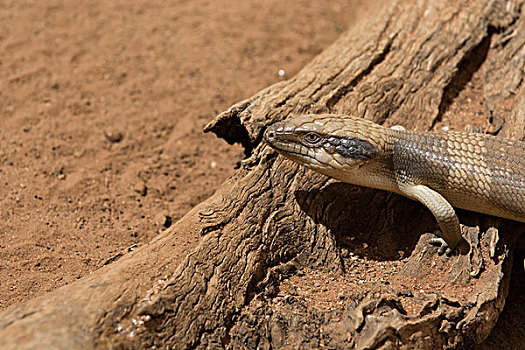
[1,0,524,349]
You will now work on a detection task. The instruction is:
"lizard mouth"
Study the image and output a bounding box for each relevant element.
[267,139,315,162]
[266,139,340,170]
[278,148,315,164]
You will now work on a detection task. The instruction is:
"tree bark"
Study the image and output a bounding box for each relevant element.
[1,0,525,349]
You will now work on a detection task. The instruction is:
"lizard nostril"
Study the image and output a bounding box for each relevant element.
[266,129,275,140]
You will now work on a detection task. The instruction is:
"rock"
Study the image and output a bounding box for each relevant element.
[154,212,172,228]
[104,130,124,143]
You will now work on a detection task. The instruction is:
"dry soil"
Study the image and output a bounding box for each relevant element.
[0,1,522,348]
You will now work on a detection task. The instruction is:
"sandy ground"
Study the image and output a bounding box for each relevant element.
[0,0,364,308]
[0,0,522,348]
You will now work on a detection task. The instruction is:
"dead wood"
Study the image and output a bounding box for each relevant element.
[1,0,525,349]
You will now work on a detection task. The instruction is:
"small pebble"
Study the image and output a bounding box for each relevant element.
[104,130,124,143]
[154,212,172,228]
[134,183,148,196]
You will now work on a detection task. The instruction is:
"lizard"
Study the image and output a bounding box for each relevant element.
[263,114,525,253]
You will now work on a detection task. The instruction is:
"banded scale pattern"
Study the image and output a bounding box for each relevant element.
[390,129,525,223]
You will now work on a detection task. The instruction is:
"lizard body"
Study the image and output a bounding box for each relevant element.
[263,114,525,252]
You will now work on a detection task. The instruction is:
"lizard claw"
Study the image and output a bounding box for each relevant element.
[429,237,452,255]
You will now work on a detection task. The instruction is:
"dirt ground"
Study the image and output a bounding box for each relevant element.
[0,0,522,348]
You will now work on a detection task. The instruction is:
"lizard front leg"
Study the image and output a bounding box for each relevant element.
[399,183,462,254]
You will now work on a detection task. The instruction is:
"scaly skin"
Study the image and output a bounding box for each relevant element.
[263,114,525,252]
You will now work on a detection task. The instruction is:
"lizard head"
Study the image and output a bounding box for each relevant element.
[263,114,380,174]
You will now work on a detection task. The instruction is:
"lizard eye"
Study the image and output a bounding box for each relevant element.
[304,132,321,144]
